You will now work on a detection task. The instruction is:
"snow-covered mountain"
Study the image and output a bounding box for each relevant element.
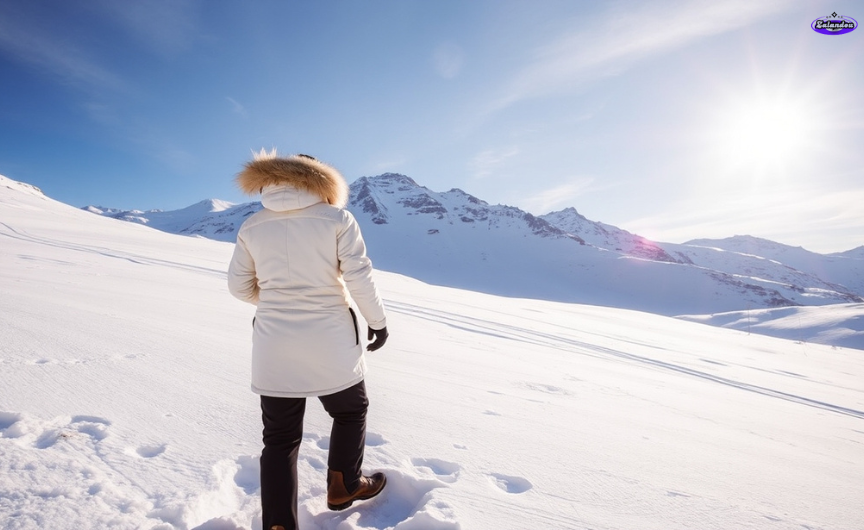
[3,172,864,530]
[83,173,863,320]
[540,207,677,262]
[833,245,864,259]
[679,235,864,297]
[539,211,864,303]
[84,199,261,240]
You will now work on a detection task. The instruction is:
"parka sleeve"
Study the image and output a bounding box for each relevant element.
[227,232,260,305]
[337,211,387,330]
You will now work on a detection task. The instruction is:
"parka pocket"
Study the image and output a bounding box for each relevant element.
[348,307,359,346]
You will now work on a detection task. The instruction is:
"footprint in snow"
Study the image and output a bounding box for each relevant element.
[71,416,111,441]
[302,432,322,445]
[365,431,388,446]
[233,455,260,494]
[34,415,111,448]
[489,473,532,494]
[411,457,461,483]
[294,434,330,471]
[134,443,167,458]
[0,411,22,432]
[304,456,326,470]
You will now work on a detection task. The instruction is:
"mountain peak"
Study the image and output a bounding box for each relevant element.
[545,206,589,222]
[184,199,235,214]
[684,235,810,255]
[357,173,419,187]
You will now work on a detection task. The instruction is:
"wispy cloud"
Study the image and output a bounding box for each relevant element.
[225,97,248,118]
[91,0,200,57]
[623,186,864,253]
[519,177,606,214]
[432,42,465,79]
[470,147,520,179]
[0,6,124,93]
[492,0,796,110]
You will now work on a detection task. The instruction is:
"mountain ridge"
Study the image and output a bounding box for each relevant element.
[75,173,862,319]
[3,171,862,348]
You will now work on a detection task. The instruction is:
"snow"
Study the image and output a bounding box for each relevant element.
[84,175,864,326]
[684,235,864,296]
[85,199,247,240]
[832,245,864,260]
[344,177,861,315]
[678,303,864,350]
[3,173,864,529]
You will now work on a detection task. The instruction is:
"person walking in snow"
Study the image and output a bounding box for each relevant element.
[227,151,389,530]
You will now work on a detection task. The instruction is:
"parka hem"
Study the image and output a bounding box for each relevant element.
[251,375,366,399]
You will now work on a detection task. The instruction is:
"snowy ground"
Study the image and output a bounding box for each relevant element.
[678,303,864,351]
[2,177,864,529]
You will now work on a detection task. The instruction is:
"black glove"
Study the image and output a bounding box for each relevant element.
[367,326,389,352]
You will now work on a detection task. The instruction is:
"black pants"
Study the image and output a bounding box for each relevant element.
[260,380,368,530]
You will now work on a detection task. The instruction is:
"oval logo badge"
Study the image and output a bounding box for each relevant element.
[812,12,858,35]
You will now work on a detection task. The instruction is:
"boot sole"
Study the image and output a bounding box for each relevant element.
[327,475,387,511]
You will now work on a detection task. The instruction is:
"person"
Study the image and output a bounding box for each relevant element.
[227,150,389,530]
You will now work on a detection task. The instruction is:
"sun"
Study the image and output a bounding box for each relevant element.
[710,95,813,171]
[693,90,827,199]
[707,91,817,177]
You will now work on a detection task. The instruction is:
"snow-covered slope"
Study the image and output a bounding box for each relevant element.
[678,303,864,350]
[541,207,677,262]
[3,173,864,530]
[684,235,864,297]
[86,199,261,241]
[542,209,862,302]
[833,245,864,259]
[345,175,860,314]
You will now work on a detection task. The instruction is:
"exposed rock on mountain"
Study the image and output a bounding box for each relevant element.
[82,174,863,316]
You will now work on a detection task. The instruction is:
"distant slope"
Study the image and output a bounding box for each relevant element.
[678,303,864,350]
[345,174,860,314]
[85,199,261,240]
[684,235,864,298]
[832,245,864,259]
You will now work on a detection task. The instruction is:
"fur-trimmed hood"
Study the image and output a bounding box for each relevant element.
[235,154,349,208]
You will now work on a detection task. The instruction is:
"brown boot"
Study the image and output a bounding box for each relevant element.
[327,469,387,511]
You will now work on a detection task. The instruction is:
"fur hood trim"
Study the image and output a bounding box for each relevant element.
[236,154,349,208]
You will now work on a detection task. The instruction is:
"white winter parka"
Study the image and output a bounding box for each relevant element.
[227,155,386,398]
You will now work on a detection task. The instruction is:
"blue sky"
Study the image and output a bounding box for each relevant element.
[1,0,862,253]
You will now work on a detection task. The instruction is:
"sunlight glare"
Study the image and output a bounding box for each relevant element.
[714,97,810,168]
